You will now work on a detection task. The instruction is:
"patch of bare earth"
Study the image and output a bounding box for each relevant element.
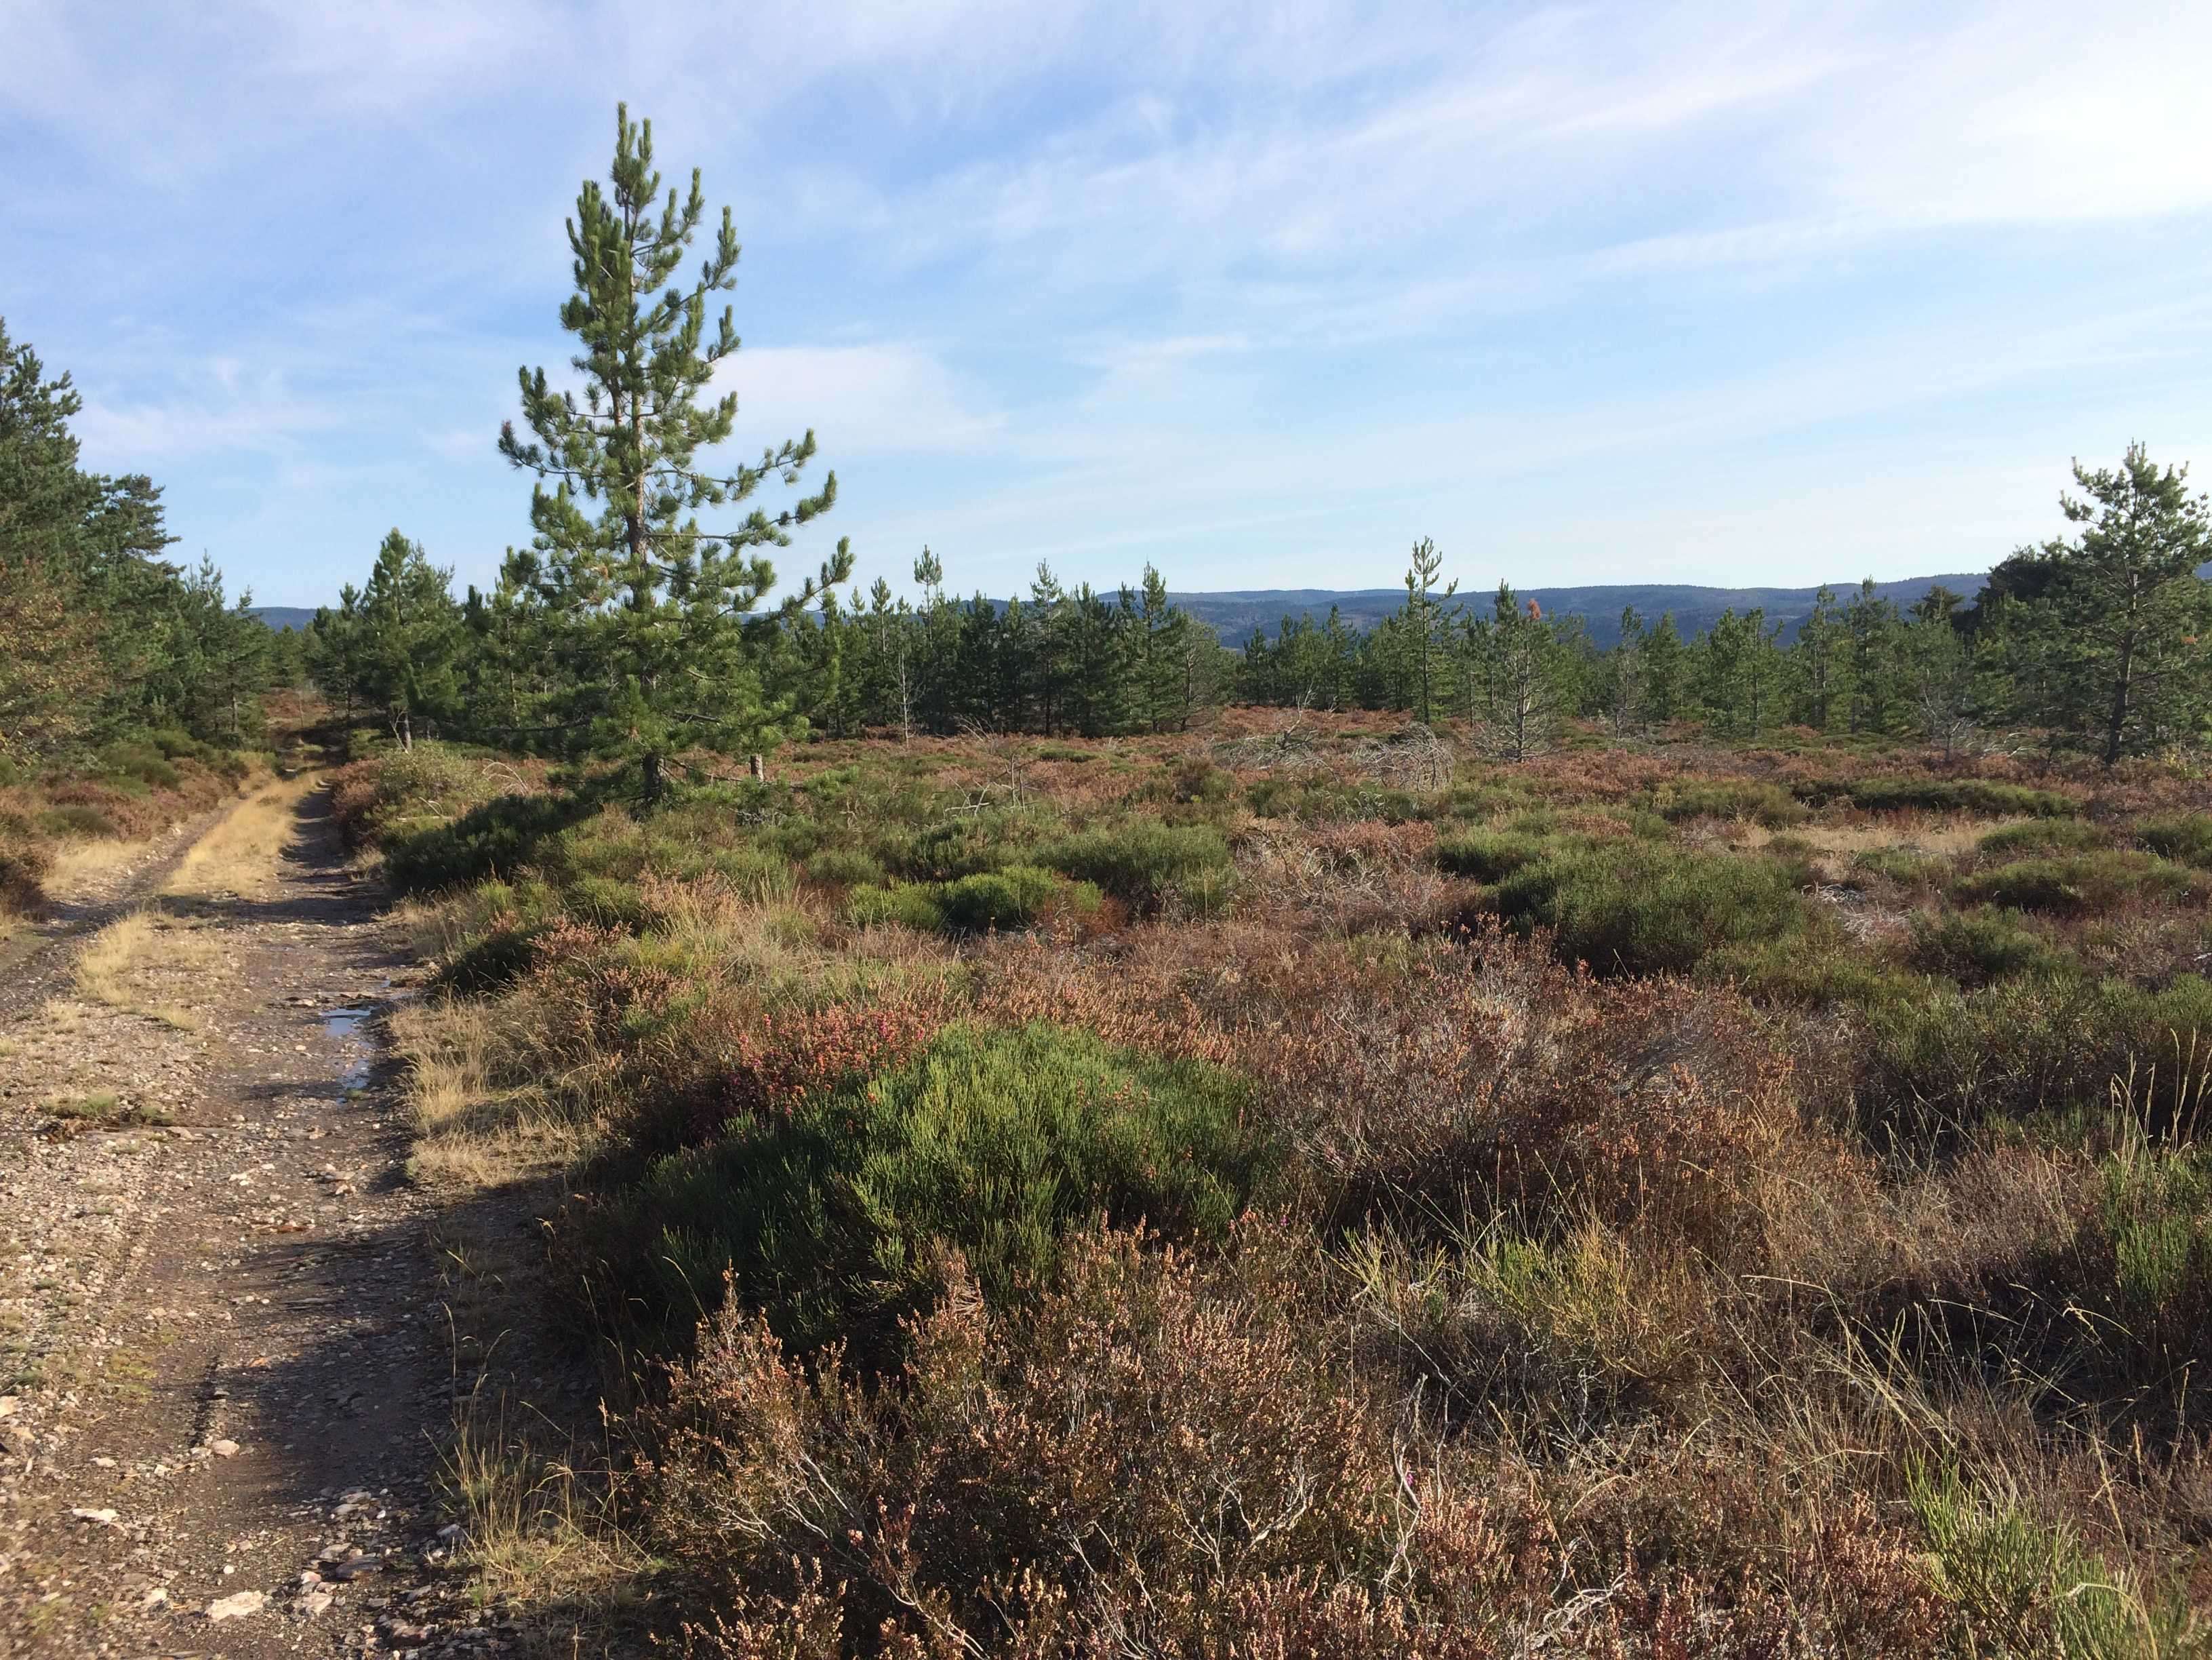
[0,778,516,1657]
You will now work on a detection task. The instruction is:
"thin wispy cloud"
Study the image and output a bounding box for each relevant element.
[3,0,2208,604]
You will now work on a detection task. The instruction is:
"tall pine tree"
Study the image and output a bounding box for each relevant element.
[499,104,851,802]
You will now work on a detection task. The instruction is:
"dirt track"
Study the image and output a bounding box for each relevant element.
[0,780,505,1657]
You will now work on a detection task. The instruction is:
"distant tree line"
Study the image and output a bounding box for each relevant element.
[0,319,292,770]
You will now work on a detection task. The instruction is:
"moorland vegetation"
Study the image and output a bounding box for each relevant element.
[9,100,2212,1655]
[352,715,2212,1655]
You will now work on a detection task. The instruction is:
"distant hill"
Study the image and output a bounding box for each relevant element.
[252,606,319,632]
[1171,574,1990,650]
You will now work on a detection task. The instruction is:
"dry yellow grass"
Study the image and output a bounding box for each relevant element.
[163,771,317,901]
[71,908,226,1028]
[42,835,150,898]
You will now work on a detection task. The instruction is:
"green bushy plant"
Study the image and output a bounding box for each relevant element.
[2139,813,2212,870]
[1648,779,1808,828]
[1818,777,2078,818]
[37,804,117,838]
[607,1022,1276,1353]
[1908,908,2072,987]
[1043,821,1233,913]
[1978,818,2108,858]
[806,846,887,888]
[1951,851,2198,916]
[1434,828,1548,882]
[1493,842,1808,976]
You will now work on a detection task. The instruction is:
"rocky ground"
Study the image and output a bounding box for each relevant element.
[0,778,518,1657]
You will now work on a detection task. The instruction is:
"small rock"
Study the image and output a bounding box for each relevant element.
[435,1522,466,1543]
[211,1438,241,1457]
[327,1554,382,1581]
[207,1589,266,1620]
[294,1589,335,1619]
[70,1506,119,1526]
[141,1586,169,1610]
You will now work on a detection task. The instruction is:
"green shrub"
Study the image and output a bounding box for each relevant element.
[1951,852,2198,916]
[1856,975,2212,1138]
[1647,779,1807,829]
[2139,813,2212,870]
[1908,908,2071,987]
[1043,822,1233,913]
[1434,829,1547,882]
[807,847,888,888]
[1978,818,2107,858]
[100,742,181,792]
[381,791,592,894]
[38,804,117,839]
[936,865,1080,933]
[847,882,950,933]
[1492,844,1808,976]
[612,1022,1276,1353]
[148,728,209,761]
[1817,777,2077,818]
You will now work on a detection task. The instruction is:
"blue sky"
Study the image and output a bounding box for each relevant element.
[7,1,2212,608]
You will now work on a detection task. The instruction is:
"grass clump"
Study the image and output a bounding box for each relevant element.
[1493,841,1808,976]
[607,1022,1275,1353]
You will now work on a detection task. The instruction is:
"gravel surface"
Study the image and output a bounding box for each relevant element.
[0,785,506,1657]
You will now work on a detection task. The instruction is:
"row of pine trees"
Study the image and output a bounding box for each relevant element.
[7,102,2209,791]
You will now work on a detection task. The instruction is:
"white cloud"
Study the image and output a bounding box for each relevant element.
[717,344,1004,458]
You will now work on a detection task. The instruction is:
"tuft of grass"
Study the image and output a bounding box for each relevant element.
[1910,1466,2177,1659]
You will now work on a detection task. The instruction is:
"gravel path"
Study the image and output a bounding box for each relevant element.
[0,783,505,1657]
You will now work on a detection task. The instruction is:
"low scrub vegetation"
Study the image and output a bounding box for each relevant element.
[357,717,2212,1651]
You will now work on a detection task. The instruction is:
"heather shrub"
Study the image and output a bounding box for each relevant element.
[1856,975,2212,1139]
[1952,851,2198,916]
[2140,812,2212,870]
[0,836,48,914]
[1908,907,2071,988]
[603,1022,1275,1352]
[1492,842,1808,976]
[38,803,117,838]
[844,880,948,933]
[1041,820,1233,912]
[382,790,592,893]
[1649,778,1808,827]
[1433,827,1547,881]
[1979,818,2108,858]
[803,846,885,889]
[1814,777,2078,817]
